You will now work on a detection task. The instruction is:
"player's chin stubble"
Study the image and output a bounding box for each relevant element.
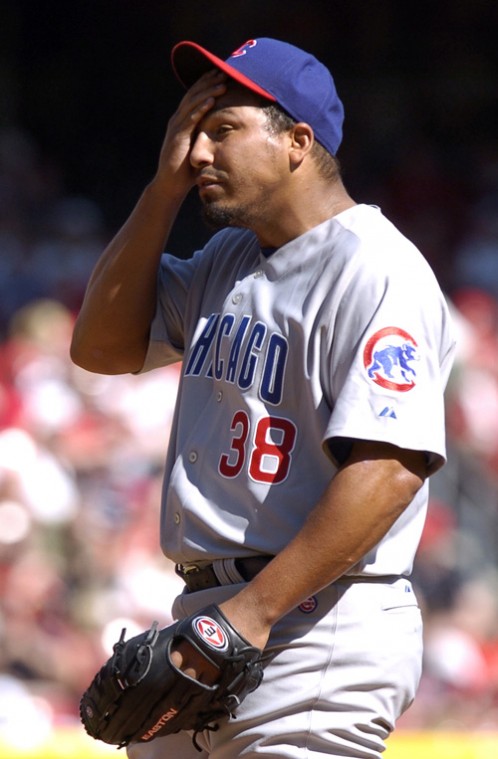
[201,199,270,232]
[201,203,240,230]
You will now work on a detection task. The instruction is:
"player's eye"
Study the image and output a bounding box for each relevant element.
[215,124,233,138]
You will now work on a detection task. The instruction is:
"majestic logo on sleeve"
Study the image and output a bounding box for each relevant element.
[363,327,419,392]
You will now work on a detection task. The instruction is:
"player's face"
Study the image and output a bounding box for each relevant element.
[190,85,290,235]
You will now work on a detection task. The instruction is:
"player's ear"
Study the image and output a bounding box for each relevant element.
[288,123,314,166]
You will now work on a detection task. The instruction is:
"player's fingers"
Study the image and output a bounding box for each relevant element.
[175,71,227,124]
[187,68,227,96]
[156,71,226,183]
[171,640,220,685]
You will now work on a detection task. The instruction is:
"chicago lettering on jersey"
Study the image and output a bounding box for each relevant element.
[184,313,288,405]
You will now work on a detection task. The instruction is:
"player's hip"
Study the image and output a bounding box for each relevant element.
[170,578,423,757]
[172,575,423,670]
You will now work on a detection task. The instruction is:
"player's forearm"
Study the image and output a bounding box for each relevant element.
[70,179,186,375]
[220,441,427,649]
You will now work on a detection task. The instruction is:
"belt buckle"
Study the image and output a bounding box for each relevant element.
[175,562,202,578]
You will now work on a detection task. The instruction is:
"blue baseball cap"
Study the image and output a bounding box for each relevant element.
[171,38,344,156]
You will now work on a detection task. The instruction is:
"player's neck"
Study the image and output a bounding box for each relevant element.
[255,183,356,248]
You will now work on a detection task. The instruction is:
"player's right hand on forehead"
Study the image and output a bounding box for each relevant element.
[154,70,227,192]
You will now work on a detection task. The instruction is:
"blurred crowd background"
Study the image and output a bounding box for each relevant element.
[1,0,498,747]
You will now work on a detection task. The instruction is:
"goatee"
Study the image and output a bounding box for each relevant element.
[201,203,245,231]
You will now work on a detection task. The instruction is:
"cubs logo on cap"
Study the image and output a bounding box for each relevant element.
[193,615,229,651]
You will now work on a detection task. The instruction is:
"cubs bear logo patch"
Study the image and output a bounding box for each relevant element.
[363,327,419,392]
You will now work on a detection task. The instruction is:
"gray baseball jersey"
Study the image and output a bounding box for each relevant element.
[142,204,455,574]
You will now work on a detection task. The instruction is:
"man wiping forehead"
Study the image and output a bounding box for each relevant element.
[73,36,455,759]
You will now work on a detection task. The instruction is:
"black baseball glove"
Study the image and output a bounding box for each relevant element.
[80,605,264,749]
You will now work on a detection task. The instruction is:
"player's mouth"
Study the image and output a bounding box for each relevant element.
[196,173,226,196]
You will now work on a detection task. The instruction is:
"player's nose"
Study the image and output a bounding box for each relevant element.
[190,132,215,169]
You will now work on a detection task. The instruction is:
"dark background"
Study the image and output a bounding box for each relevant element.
[1,0,497,285]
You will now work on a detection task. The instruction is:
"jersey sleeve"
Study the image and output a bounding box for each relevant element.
[140,227,260,372]
[139,251,199,371]
[323,244,456,475]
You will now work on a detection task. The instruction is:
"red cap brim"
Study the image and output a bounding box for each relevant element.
[171,41,276,102]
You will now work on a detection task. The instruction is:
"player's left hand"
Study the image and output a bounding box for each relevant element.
[170,596,271,685]
[80,604,264,747]
[218,597,272,651]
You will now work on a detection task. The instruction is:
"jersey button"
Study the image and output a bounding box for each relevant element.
[232,293,242,304]
[216,391,223,402]
[173,512,181,525]
[188,451,198,463]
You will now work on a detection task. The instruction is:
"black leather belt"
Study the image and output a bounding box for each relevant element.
[175,556,273,593]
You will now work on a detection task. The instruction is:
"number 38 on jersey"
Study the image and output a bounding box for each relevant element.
[219,411,297,485]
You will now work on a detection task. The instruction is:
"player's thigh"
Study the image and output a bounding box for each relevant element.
[127,733,207,759]
[204,578,422,758]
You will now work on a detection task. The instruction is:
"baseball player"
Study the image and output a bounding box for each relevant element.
[71,38,456,758]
